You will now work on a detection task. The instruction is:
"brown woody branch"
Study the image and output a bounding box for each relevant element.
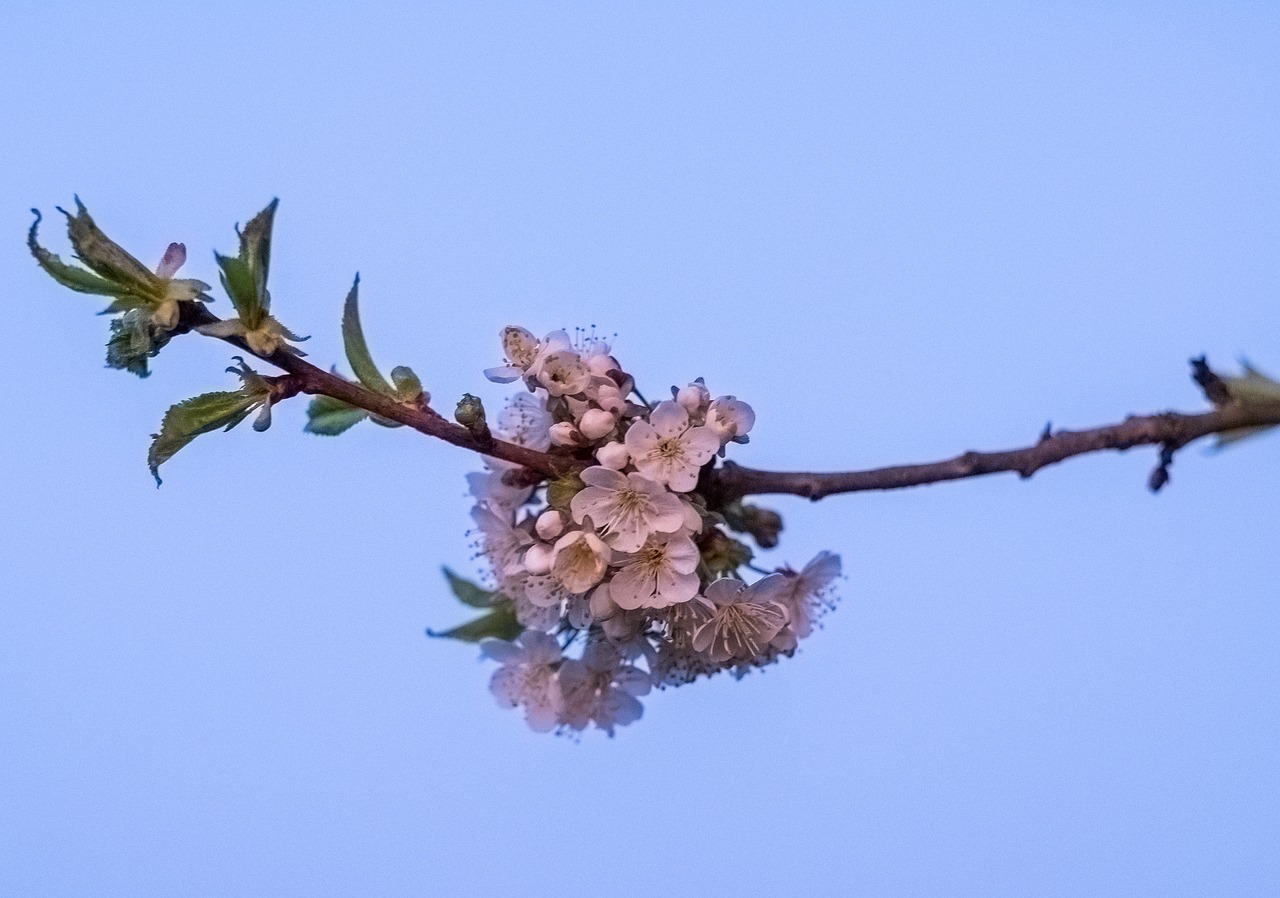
[179,305,575,479]
[708,383,1280,502]
[178,306,1279,504]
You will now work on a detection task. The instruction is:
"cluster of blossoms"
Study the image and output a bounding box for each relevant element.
[460,326,842,735]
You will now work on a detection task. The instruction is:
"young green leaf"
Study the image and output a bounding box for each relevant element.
[237,199,278,310]
[443,567,503,608]
[28,210,127,297]
[304,394,369,435]
[148,390,265,484]
[215,253,265,328]
[60,198,157,292]
[426,603,522,642]
[341,276,394,394]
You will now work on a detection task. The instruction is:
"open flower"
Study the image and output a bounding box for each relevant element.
[774,551,843,641]
[609,531,701,610]
[625,400,720,492]
[707,396,755,444]
[570,467,686,552]
[484,326,542,383]
[481,630,564,732]
[537,350,592,397]
[692,575,790,664]
[555,640,649,735]
[550,529,611,594]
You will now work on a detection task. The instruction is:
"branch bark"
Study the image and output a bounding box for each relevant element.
[178,306,1280,503]
[708,399,1280,501]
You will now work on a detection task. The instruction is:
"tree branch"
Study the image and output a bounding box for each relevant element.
[177,306,1278,504]
[709,396,1280,501]
[178,304,575,479]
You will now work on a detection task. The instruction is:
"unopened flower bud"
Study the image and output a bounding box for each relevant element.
[454,393,491,440]
[523,543,555,576]
[587,353,621,378]
[549,421,582,447]
[676,378,711,416]
[578,408,616,441]
[535,509,565,541]
[595,441,629,470]
[596,383,628,416]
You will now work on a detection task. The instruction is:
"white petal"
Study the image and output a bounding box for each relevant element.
[648,401,689,438]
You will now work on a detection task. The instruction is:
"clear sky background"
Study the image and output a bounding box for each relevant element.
[2,2,1278,895]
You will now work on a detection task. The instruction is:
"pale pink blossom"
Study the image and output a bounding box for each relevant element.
[481,630,564,732]
[555,640,649,735]
[537,350,591,397]
[692,575,790,664]
[625,400,720,492]
[577,408,616,441]
[484,326,542,383]
[610,531,701,610]
[706,396,755,444]
[550,529,611,594]
[775,551,842,641]
[570,467,685,552]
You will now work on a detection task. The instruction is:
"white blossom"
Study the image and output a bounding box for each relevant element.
[570,466,686,552]
[481,630,564,732]
[625,400,720,492]
[495,393,553,451]
[691,575,790,664]
[484,326,541,383]
[555,640,649,735]
[775,551,842,641]
[523,542,555,577]
[550,529,611,594]
[706,396,755,444]
[537,350,591,397]
[467,459,532,511]
[609,531,701,610]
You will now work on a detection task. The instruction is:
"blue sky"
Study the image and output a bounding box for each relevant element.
[3,2,1278,895]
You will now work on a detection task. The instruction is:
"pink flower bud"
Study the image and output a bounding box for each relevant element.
[535,510,565,541]
[549,422,582,447]
[595,441,629,470]
[578,408,616,441]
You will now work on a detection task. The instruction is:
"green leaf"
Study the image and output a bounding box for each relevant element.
[28,210,128,297]
[304,394,368,435]
[215,253,264,328]
[546,472,584,510]
[341,276,394,394]
[427,603,522,642]
[61,198,158,293]
[148,389,265,485]
[443,567,503,608]
[237,199,278,310]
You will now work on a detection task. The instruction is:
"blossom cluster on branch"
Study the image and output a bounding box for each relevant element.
[29,196,1280,740]
[459,327,842,734]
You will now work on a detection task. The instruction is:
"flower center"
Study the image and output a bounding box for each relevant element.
[655,438,684,461]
